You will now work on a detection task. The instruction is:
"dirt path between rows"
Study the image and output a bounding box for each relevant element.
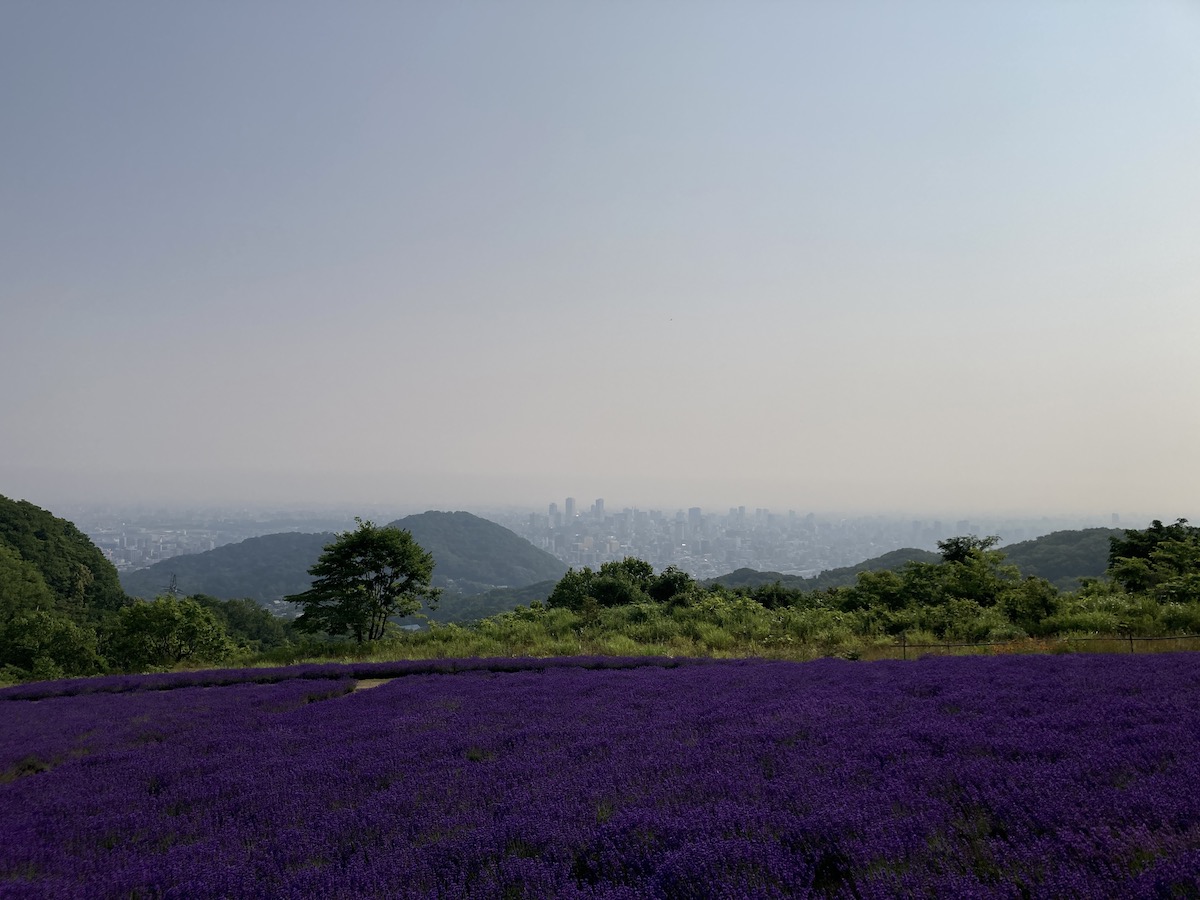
[352,678,396,692]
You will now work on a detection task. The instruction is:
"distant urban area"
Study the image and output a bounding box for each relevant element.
[495,501,1126,580]
[63,499,1127,581]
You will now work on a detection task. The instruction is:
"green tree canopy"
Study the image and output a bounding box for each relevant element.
[936,534,1000,564]
[548,558,702,615]
[190,595,292,651]
[108,596,233,671]
[836,535,1057,639]
[0,544,56,622]
[286,520,439,643]
[0,494,127,616]
[0,609,105,681]
[1107,518,1200,602]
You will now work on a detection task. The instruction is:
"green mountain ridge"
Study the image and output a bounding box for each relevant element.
[707,548,942,592]
[704,528,1123,593]
[120,511,567,607]
[1000,528,1123,590]
[120,532,334,602]
[388,511,567,595]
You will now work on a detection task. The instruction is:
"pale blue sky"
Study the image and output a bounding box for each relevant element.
[2,1,1198,516]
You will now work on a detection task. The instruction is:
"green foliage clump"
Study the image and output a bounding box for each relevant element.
[0,610,106,681]
[548,558,699,617]
[1000,528,1123,590]
[0,497,128,681]
[191,595,293,652]
[286,520,439,644]
[108,596,234,671]
[1107,518,1200,603]
[0,495,127,615]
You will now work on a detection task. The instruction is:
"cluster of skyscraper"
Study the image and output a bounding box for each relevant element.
[507,500,1121,581]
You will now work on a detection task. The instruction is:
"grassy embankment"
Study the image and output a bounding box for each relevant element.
[238,597,1200,670]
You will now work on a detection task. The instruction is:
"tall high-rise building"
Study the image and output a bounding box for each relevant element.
[565,497,576,520]
[593,498,604,518]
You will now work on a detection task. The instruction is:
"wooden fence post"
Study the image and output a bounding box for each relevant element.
[1117,623,1134,654]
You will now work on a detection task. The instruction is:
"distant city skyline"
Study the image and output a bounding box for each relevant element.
[3,3,1198,519]
[69,492,1131,584]
[33,484,1159,534]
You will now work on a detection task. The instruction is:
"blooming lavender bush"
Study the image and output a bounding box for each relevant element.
[0,655,705,702]
[3,655,1199,897]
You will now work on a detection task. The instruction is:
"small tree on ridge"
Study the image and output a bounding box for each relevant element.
[287,519,439,643]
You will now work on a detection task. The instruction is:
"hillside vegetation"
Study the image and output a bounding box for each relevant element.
[121,511,566,607]
[121,532,334,602]
[707,530,1120,594]
[464,530,1121,627]
[339,522,1200,664]
[1000,527,1122,589]
[4,495,1200,681]
[0,495,126,614]
[0,496,296,682]
[389,510,567,594]
[709,548,941,591]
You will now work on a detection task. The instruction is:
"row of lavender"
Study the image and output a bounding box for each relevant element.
[0,655,711,702]
[4,655,1200,897]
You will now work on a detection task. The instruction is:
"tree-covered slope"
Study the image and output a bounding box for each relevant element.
[0,494,126,614]
[121,511,566,604]
[707,529,1124,594]
[708,548,940,592]
[121,533,335,601]
[1000,528,1123,590]
[389,511,567,594]
[407,579,559,626]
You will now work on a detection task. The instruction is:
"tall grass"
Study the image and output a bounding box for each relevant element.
[229,599,1200,673]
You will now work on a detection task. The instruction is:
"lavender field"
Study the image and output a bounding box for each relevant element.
[3,655,1200,898]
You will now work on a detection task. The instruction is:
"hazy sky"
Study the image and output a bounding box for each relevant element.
[2,1,1198,517]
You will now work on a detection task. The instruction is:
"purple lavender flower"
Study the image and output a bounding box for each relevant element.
[3,654,1199,897]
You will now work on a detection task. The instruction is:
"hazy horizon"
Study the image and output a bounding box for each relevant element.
[0,465,1163,528]
[4,3,1198,521]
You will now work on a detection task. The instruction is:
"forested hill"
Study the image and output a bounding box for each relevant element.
[0,494,126,614]
[708,528,1123,593]
[389,511,567,595]
[1000,528,1123,590]
[413,579,560,626]
[121,511,567,604]
[120,532,334,602]
[709,548,940,592]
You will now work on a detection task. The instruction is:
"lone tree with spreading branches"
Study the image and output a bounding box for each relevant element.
[287,519,439,643]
